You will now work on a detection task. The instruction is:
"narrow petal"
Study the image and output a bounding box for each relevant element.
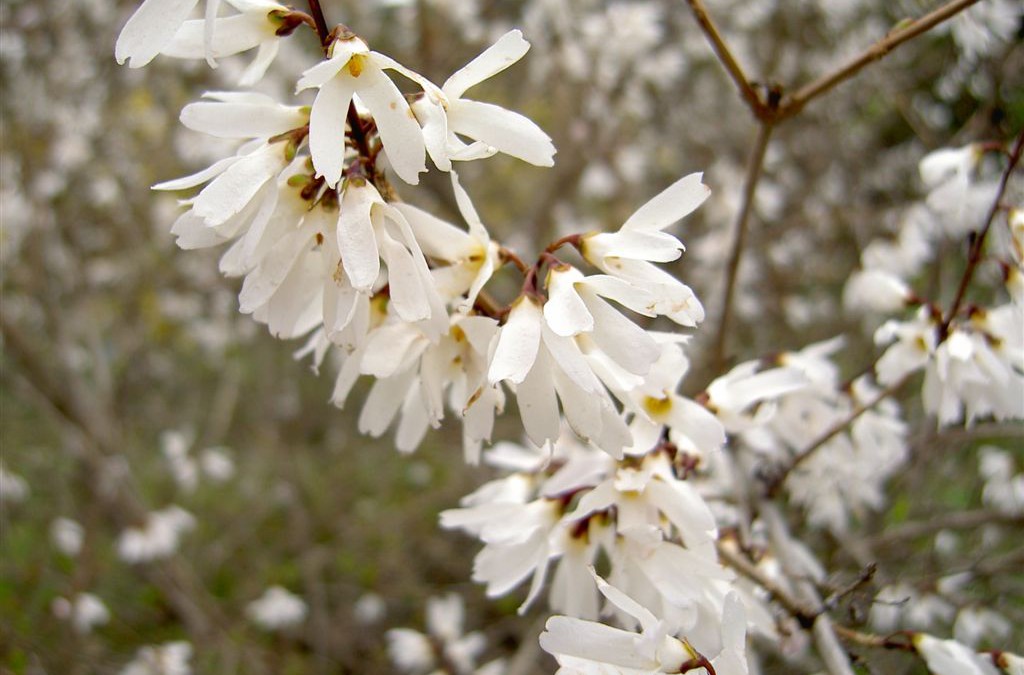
[239,38,281,86]
[448,99,555,167]
[621,172,710,232]
[309,74,357,188]
[180,100,306,139]
[443,30,530,99]
[488,297,542,385]
[517,349,561,448]
[115,0,199,67]
[336,184,380,290]
[381,237,430,322]
[192,145,283,226]
[543,266,593,337]
[580,290,660,376]
[153,155,239,191]
[161,14,267,60]
[358,61,427,185]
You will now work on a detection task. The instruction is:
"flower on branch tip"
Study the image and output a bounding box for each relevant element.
[158,0,290,84]
[297,36,427,187]
[411,29,556,171]
[581,173,710,327]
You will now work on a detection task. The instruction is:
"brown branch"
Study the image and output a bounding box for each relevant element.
[940,131,1024,339]
[306,0,331,52]
[832,626,915,652]
[716,542,819,625]
[777,0,983,120]
[711,121,774,374]
[684,0,764,117]
[762,373,911,497]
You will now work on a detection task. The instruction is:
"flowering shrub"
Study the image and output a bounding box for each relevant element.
[1,1,1021,674]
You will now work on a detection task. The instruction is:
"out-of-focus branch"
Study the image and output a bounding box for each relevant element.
[762,372,911,497]
[683,0,764,116]
[711,121,774,374]
[0,314,228,646]
[867,509,1024,548]
[716,542,818,624]
[940,131,1024,339]
[777,0,982,120]
[762,504,857,675]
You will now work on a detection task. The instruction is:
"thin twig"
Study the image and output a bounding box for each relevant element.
[940,131,1024,338]
[762,504,857,675]
[684,0,764,116]
[777,0,983,120]
[716,542,818,624]
[711,121,774,374]
[306,0,331,51]
[763,373,911,497]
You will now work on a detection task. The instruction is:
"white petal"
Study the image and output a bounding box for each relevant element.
[544,266,593,337]
[161,14,268,60]
[381,237,430,322]
[115,0,199,67]
[358,61,427,185]
[337,185,380,290]
[517,349,561,448]
[309,74,357,188]
[180,100,305,139]
[238,38,280,86]
[488,297,542,385]
[238,227,311,313]
[580,290,659,376]
[443,30,531,99]
[192,146,283,226]
[448,99,555,167]
[359,369,416,437]
[539,616,655,670]
[153,155,239,191]
[296,40,365,90]
[622,172,710,232]
[585,231,683,263]
[360,323,426,378]
[412,98,452,172]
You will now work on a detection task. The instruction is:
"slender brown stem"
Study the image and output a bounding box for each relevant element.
[763,373,910,497]
[778,0,982,120]
[711,121,773,373]
[684,0,764,117]
[940,131,1024,338]
[867,509,1024,548]
[306,0,331,51]
[716,542,819,624]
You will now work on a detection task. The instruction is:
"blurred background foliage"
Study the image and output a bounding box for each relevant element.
[1,0,1022,673]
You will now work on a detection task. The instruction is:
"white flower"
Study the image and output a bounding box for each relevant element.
[387,594,488,675]
[913,633,1000,675]
[120,641,193,675]
[161,430,199,492]
[843,268,912,314]
[246,586,308,631]
[199,447,235,482]
[50,517,85,557]
[395,171,500,313]
[159,0,290,85]
[297,36,427,186]
[954,607,1011,648]
[874,308,938,386]
[333,180,448,338]
[0,464,29,504]
[412,30,555,170]
[117,506,196,564]
[116,0,208,68]
[581,173,710,327]
[52,593,111,634]
[487,295,631,455]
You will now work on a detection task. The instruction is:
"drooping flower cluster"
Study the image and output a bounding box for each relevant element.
[106,2,1024,674]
